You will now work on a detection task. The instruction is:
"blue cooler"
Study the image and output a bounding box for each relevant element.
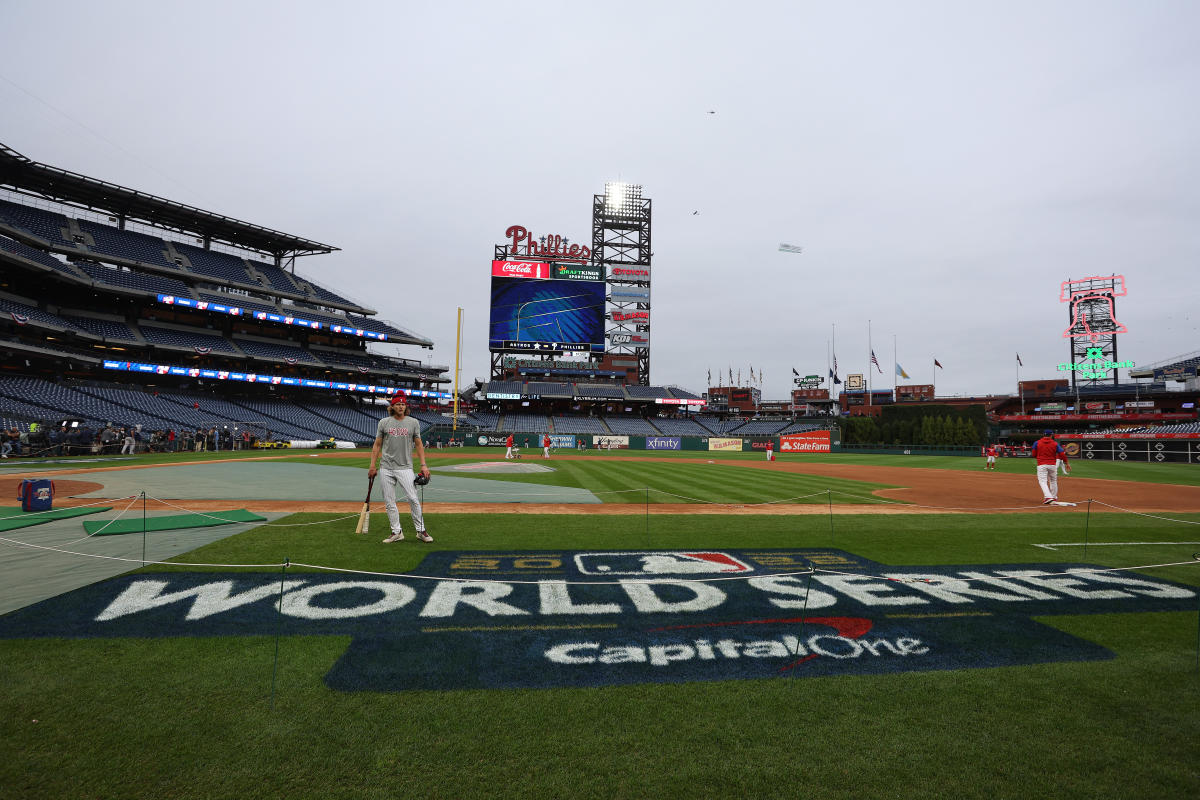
[17,479,54,512]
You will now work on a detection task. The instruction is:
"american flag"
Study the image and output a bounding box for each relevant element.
[870,349,882,374]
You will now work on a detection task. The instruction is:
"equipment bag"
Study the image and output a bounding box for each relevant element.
[17,478,54,512]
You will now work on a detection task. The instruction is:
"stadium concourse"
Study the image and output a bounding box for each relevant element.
[4,451,1200,515]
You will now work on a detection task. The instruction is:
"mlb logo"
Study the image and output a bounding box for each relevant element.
[574,551,754,576]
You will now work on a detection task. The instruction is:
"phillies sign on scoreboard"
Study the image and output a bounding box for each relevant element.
[780,432,831,453]
[492,260,551,279]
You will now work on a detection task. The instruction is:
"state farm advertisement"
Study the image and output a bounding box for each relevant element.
[708,437,743,451]
[492,260,550,279]
[780,432,831,453]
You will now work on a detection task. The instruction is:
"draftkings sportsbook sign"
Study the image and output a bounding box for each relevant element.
[0,549,1192,692]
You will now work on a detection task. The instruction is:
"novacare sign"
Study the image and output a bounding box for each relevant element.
[0,550,1192,692]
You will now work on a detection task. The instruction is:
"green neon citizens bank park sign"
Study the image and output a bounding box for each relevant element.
[1057,347,1133,380]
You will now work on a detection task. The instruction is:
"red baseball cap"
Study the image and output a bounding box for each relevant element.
[389,393,408,405]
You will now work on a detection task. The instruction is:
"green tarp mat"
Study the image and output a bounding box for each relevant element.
[83,509,267,536]
[0,506,111,533]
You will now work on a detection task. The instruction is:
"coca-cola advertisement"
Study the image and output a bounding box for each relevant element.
[491,260,550,280]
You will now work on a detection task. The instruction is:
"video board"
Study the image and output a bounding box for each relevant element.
[488,261,606,354]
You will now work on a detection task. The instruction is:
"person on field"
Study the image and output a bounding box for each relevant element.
[505,433,515,460]
[369,394,432,543]
[766,440,774,462]
[543,433,551,459]
[1031,430,1067,504]
[984,444,997,470]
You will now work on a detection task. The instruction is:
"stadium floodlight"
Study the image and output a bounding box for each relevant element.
[604,182,643,217]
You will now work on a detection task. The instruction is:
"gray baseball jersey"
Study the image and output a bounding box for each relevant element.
[375,415,422,470]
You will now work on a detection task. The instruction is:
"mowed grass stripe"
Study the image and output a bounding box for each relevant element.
[417,458,900,505]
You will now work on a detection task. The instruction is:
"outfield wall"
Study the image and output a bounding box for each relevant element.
[424,430,843,453]
[1061,438,1200,463]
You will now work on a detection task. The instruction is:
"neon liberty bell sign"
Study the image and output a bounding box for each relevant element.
[1057,274,1133,379]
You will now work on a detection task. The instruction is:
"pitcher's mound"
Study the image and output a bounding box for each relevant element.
[438,462,556,474]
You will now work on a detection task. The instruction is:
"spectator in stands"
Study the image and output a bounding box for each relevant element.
[195,428,206,452]
[210,427,219,452]
[167,429,176,452]
[48,426,64,457]
[1,428,17,458]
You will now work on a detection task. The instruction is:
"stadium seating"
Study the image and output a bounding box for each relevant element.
[467,411,499,430]
[0,235,86,279]
[733,419,790,434]
[500,412,551,432]
[0,199,73,245]
[196,292,280,316]
[696,416,745,434]
[77,220,177,270]
[651,417,709,435]
[172,242,254,285]
[602,416,660,435]
[551,416,608,434]
[75,260,193,296]
[625,386,671,400]
[526,382,572,398]
[484,381,524,398]
[0,376,174,429]
[139,324,241,355]
[778,421,824,435]
[232,337,324,365]
[306,282,359,308]
[574,383,624,400]
[60,315,140,342]
[247,260,303,294]
[223,397,361,440]
[667,386,702,400]
[0,297,85,333]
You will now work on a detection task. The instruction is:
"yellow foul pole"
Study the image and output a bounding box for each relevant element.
[452,307,462,431]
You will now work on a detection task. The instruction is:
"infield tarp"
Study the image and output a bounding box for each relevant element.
[0,505,110,533]
[82,509,267,536]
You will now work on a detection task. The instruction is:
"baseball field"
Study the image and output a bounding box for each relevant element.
[1,448,1198,799]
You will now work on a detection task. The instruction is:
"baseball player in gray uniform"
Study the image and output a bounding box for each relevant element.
[369,394,432,543]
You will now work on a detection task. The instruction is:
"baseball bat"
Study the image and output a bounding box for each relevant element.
[355,473,375,534]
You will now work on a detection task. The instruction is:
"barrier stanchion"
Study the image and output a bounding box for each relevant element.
[826,489,835,547]
[1083,499,1093,563]
[645,487,650,549]
[141,491,147,567]
[787,565,816,681]
[271,558,289,710]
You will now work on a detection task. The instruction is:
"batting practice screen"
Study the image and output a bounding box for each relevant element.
[488,276,607,353]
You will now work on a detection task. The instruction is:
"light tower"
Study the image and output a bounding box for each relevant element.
[594,182,652,384]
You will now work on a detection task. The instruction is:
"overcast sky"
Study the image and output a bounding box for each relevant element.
[3,1,1198,399]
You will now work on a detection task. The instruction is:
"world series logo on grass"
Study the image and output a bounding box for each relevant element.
[0,549,1193,692]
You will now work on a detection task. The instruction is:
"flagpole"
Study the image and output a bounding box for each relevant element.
[893,333,897,395]
[868,319,878,407]
[1017,354,1023,415]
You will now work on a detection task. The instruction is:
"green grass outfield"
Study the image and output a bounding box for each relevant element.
[5,445,1199,487]
[3,500,1200,798]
